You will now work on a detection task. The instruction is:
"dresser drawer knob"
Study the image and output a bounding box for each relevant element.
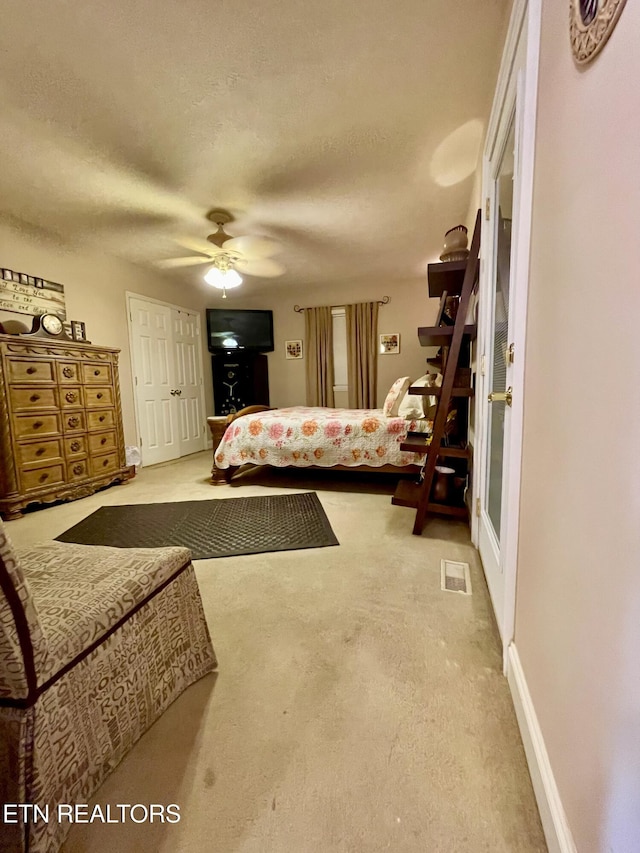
[103,458,109,467]
[70,440,81,452]
[33,420,43,429]
[30,394,40,402]
[68,416,79,428]
[39,472,49,483]
[66,391,77,403]
[63,367,74,378]
[27,366,37,375]
[36,447,45,456]
[73,464,84,475]
[101,437,107,445]
[94,369,100,376]
[97,392,103,399]
[99,415,105,422]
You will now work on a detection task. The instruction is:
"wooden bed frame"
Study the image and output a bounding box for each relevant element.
[208,405,421,485]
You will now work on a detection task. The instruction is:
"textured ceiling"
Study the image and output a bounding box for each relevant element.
[0,0,509,296]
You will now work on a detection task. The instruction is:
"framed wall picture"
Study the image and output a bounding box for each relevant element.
[70,320,87,342]
[285,339,303,359]
[379,333,400,354]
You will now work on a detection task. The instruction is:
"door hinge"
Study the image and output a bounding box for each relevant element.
[476,498,481,517]
[134,375,138,385]
[139,437,143,447]
[480,354,486,376]
[485,197,491,220]
[507,342,515,365]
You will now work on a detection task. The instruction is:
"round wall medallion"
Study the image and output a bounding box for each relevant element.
[570,0,627,65]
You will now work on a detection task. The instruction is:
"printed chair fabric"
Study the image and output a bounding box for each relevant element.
[0,519,216,853]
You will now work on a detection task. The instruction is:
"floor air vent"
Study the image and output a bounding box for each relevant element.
[441,559,472,595]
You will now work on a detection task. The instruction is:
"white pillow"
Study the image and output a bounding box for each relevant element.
[382,376,412,417]
[397,374,431,420]
[423,372,443,419]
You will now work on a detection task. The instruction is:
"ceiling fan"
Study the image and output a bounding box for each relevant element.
[158,209,285,296]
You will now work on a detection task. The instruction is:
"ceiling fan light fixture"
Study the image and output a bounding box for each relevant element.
[204,266,242,298]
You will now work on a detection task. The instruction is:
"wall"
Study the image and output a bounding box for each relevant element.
[0,219,214,444]
[515,2,640,850]
[226,275,440,408]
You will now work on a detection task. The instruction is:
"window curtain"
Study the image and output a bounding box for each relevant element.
[346,301,379,408]
[305,306,335,407]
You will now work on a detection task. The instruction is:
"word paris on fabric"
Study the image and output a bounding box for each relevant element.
[2,803,181,825]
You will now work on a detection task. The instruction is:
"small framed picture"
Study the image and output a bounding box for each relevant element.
[19,273,29,284]
[285,339,303,359]
[70,320,87,342]
[379,333,400,354]
[2,269,13,280]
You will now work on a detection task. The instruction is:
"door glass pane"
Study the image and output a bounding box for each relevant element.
[486,118,515,539]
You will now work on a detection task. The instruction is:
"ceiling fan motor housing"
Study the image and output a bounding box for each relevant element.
[206,209,234,248]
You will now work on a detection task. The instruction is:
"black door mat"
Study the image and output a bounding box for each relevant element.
[56,492,339,559]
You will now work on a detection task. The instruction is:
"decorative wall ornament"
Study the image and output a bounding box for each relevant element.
[285,339,303,359]
[570,0,627,65]
[379,333,400,355]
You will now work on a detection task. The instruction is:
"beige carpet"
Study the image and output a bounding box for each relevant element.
[8,453,546,852]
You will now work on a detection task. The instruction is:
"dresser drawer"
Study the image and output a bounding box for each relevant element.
[57,362,81,383]
[17,438,63,467]
[83,362,113,384]
[21,464,65,492]
[67,459,89,481]
[87,409,115,431]
[8,359,56,384]
[85,386,114,408]
[60,386,84,409]
[15,413,61,440]
[88,430,117,455]
[91,452,119,477]
[62,412,86,433]
[65,435,87,457]
[10,387,57,412]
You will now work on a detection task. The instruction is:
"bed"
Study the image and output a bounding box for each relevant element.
[212,404,432,483]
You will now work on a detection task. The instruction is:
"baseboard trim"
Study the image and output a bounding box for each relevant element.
[506,643,577,853]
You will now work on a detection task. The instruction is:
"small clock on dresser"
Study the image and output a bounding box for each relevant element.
[23,313,73,340]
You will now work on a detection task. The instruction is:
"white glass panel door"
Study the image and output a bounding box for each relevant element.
[477,103,518,641]
[486,120,515,541]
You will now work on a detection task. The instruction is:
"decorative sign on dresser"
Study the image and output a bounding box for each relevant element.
[0,334,133,519]
[1,268,66,318]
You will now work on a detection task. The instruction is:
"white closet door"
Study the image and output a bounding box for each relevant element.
[172,308,204,456]
[129,298,180,466]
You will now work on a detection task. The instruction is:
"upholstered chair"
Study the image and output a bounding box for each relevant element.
[0,519,216,853]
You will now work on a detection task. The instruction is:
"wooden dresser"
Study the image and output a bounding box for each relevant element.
[0,334,133,519]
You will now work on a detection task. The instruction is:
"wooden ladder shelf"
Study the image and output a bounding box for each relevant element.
[392,210,481,535]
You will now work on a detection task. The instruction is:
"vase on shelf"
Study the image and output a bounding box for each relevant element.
[439,225,469,263]
[431,465,455,503]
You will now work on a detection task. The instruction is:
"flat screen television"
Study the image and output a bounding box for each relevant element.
[206,308,274,353]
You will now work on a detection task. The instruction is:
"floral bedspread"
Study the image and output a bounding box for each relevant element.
[214,407,432,469]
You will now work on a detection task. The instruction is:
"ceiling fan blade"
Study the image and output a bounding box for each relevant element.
[221,235,281,259]
[234,258,286,278]
[156,256,212,269]
[174,235,223,255]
